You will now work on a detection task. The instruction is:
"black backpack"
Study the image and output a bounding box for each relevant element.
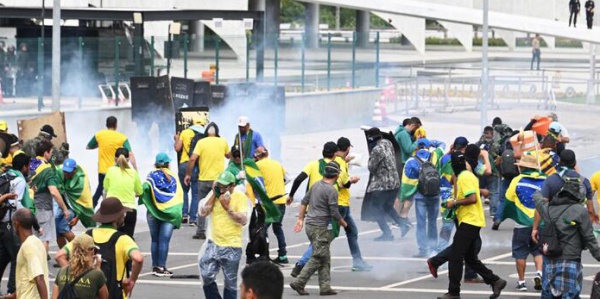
[556,171,587,203]
[86,229,126,299]
[0,172,17,221]
[57,268,92,299]
[540,204,572,258]
[500,149,519,180]
[416,155,441,197]
[187,130,205,159]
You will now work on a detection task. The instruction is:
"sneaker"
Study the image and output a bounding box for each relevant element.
[182,216,189,224]
[291,263,304,278]
[351,261,373,272]
[153,266,174,277]
[491,221,501,231]
[413,251,429,258]
[273,256,289,264]
[490,278,507,299]
[427,259,438,278]
[437,293,461,299]
[192,232,206,240]
[189,220,197,227]
[516,282,527,292]
[289,282,309,296]
[319,289,338,296]
[374,234,394,242]
[533,275,542,291]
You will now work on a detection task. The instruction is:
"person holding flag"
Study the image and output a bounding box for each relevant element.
[55,158,95,249]
[139,153,183,277]
[233,116,264,159]
[226,146,280,264]
[501,153,545,292]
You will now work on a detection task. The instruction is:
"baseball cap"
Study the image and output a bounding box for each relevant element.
[155,152,172,164]
[72,234,98,251]
[237,116,249,127]
[0,121,7,132]
[549,122,562,134]
[337,137,352,151]
[453,137,469,149]
[324,161,341,177]
[560,149,576,166]
[417,138,430,149]
[40,124,57,138]
[8,134,19,147]
[62,158,77,173]
[216,171,236,186]
[322,141,338,157]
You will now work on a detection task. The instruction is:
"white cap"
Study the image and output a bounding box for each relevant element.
[238,116,249,127]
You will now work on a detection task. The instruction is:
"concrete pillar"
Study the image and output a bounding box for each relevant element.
[355,10,370,47]
[304,3,319,48]
[265,0,281,46]
[190,21,205,52]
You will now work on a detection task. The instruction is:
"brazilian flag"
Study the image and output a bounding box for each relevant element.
[139,169,183,229]
[502,172,546,226]
[228,159,281,223]
[7,169,35,214]
[57,166,96,228]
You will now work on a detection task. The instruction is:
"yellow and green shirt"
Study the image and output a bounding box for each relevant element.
[193,136,229,181]
[211,191,249,248]
[256,158,287,204]
[455,171,486,228]
[87,130,131,174]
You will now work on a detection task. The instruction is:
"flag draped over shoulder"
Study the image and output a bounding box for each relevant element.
[400,148,444,200]
[502,172,546,226]
[57,166,95,228]
[7,169,35,214]
[139,169,183,228]
[29,157,55,192]
[242,159,281,224]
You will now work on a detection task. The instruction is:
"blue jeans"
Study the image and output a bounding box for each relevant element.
[437,219,455,252]
[178,162,199,221]
[493,177,511,223]
[147,212,175,267]
[486,176,500,217]
[414,195,439,254]
[265,204,287,257]
[200,241,242,299]
[298,245,313,266]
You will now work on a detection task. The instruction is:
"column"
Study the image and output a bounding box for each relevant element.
[304,3,319,49]
[190,21,205,52]
[355,10,370,48]
[265,0,281,47]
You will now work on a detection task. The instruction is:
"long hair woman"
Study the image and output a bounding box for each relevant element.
[140,153,183,277]
[52,234,108,299]
[102,147,142,238]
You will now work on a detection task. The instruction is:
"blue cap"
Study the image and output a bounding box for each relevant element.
[417,138,431,149]
[155,153,172,164]
[62,158,77,173]
[453,136,469,149]
[549,122,562,134]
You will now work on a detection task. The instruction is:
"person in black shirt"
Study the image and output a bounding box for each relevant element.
[570,0,582,27]
[586,0,595,29]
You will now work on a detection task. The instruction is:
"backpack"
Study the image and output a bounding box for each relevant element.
[556,171,587,203]
[187,130,204,159]
[591,272,600,299]
[500,149,519,180]
[540,204,572,258]
[415,155,441,197]
[86,229,126,299]
[0,172,17,221]
[57,268,92,299]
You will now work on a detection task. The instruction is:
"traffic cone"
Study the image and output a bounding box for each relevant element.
[372,100,383,125]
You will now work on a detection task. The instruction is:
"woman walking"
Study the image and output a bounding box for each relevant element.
[140,153,183,277]
[103,147,143,238]
[52,234,108,299]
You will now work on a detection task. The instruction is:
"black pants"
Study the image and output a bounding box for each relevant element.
[92,173,106,208]
[447,223,499,295]
[570,11,579,26]
[118,210,137,239]
[429,222,481,280]
[246,204,269,264]
[0,227,19,294]
[588,13,594,29]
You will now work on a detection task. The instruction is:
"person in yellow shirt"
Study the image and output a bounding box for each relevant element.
[87,116,136,208]
[13,208,48,299]
[433,152,506,299]
[198,171,248,299]
[591,169,600,208]
[55,197,144,299]
[254,147,288,264]
[185,122,230,240]
[174,118,206,225]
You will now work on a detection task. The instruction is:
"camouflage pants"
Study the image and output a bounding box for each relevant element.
[293,224,333,290]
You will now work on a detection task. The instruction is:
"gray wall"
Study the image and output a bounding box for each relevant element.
[285,88,381,134]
